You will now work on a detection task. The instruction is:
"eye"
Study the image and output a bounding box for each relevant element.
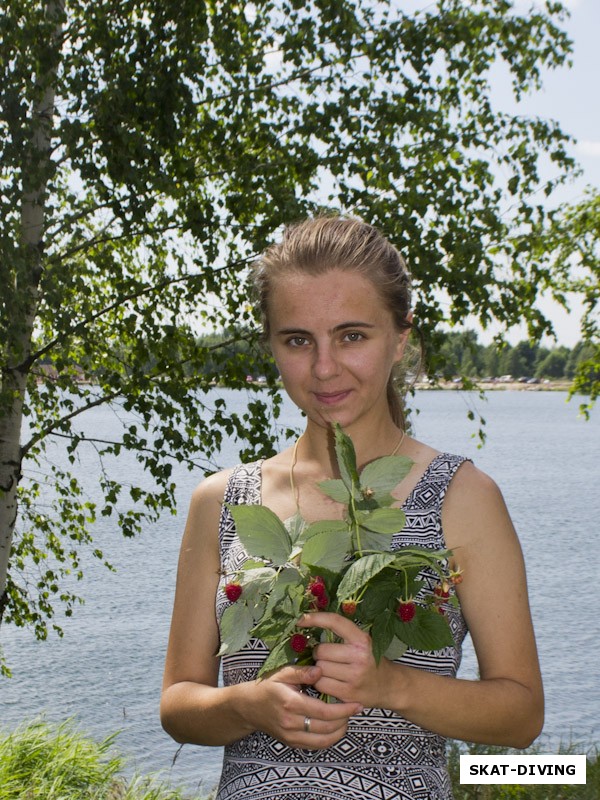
[286,336,310,347]
[343,331,365,343]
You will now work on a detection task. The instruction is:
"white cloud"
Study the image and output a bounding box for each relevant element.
[576,140,600,158]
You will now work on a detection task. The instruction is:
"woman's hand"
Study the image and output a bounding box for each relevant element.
[246,663,363,750]
[297,612,397,710]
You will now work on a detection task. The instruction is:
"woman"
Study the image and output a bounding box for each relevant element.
[160,217,543,800]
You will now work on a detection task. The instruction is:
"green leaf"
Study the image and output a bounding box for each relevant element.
[358,571,403,617]
[336,552,397,600]
[357,492,395,509]
[359,455,414,498]
[354,527,395,552]
[252,607,298,646]
[263,568,301,617]
[258,637,293,677]
[284,512,308,545]
[217,602,254,656]
[238,566,277,586]
[333,423,360,497]
[237,568,276,616]
[317,479,351,503]
[384,636,409,661]
[241,559,269,571]
[226,504,292,565]
[392,547,453,573]
[393,606,455,651]
[357,507,407,534]
[280,582,306,617]
[370,608,396,663]
[301,529,352,572]
[304,519,348,539]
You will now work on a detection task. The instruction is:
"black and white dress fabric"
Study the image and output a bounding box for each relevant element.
[214,454,470,800]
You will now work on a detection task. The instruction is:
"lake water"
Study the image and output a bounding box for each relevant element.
[1,389,598,797]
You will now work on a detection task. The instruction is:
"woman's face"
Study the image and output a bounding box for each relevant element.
[267,268,408,433]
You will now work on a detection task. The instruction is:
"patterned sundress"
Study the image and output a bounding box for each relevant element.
[214,454,470,800]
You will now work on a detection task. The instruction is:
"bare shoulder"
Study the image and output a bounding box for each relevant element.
[442,460,516,549]
[190,466,235,507]
[446,459,504,504]
[184,467,236,543]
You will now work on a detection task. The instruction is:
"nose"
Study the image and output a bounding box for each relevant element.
[312,342,341,381]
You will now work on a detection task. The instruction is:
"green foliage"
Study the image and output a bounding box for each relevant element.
[0,0,595,653]
[0,719,194,800]
[529,189,600,415]
[225,505,292,566]
[436,330,596,385]
[219,424,456,683]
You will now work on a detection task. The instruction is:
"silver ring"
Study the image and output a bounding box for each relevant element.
[303,716,311,733]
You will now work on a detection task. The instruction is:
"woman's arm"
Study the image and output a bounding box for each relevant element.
[302,462,544,747]
[160,471,362,749]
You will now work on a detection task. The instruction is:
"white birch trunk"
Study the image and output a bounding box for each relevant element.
[0,0,63,625]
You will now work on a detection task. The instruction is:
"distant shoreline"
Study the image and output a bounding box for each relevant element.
[414,379,573,392]
[240,378,575,392]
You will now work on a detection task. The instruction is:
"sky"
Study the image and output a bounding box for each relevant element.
[467,0,600,346]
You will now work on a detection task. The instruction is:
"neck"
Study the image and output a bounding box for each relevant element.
[298,417,404,474]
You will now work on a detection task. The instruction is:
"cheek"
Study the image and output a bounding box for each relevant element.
[272,348,306,387]
[355,347,396,382]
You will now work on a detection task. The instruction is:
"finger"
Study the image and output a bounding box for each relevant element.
[294,724,350,751]
[301,695,362,721]
[312,661,354,684]
[312,642,354,664]
[298,611,368,643]
[314,676,354,703]
[298,716,353,739]
[270,664,321,686]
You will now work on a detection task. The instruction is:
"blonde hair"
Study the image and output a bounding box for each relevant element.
[252,216,415,428]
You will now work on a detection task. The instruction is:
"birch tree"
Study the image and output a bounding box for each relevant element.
[0,0,586,669]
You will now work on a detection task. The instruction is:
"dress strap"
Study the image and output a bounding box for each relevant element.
[404,453,471,513]
[218,461,263,552]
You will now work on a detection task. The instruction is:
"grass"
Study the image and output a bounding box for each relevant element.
[1,719,598,799]
[0,719,199,800]
[448,740,600,799]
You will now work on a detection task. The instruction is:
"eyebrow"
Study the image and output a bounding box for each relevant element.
[275,321,376,336]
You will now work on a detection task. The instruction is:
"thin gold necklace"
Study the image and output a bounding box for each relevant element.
[289,428,406,514]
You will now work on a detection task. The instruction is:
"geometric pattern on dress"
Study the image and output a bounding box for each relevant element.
[214,454,471,800]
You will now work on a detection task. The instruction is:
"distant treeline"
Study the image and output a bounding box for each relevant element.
[435,331,594,381]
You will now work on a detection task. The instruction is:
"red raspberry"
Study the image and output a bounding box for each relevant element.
[397,600,416,623]
[316,592,329,609]
[308,576,326,597]
[290,633,308,653]
[224,582,242,602]
[341,600,357,616]
[433,583,450,600]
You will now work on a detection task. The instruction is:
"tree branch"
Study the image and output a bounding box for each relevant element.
[17,254,256,371]
[41,431,211,471]
[21,388,121,456]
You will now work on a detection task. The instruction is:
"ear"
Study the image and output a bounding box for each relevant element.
[393,312,413,362]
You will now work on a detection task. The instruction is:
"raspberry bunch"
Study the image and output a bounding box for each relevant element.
[308,575,329,610]
[432,580,450,615]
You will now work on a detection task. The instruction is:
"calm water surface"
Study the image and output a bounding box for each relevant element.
[1,390,598,796]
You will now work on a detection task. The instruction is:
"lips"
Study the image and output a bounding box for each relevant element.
[312,390,352,405]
